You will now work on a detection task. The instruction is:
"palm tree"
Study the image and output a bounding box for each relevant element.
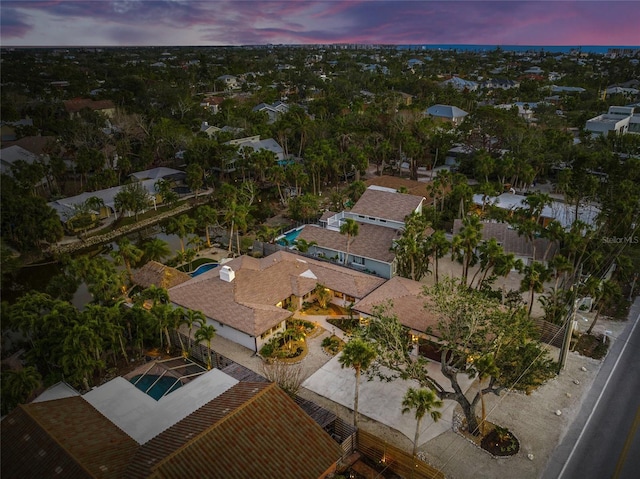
[451,215,482,286]
[224,200,250,254]
[182,309,205,355]
[520,261,551,316]
[294,238,317,253]
[150,303,181,353]
[111,237,144,283]
[314,283,332,309]
[195,324,217,369]
[140,237,171,263]
[339,338,376,429]
[586,280,621,335]
[196,205,218,247]
[427,230,450,284]
[339,218,359,265]
[166,214,197,252]
[401,387,443,457]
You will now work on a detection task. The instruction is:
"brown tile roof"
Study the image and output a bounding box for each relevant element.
[350,187,424,222]
[1,136,57,155]
[132,261,192,290]
[452,220,556,262]
[127,382,342,479]
[354,276,441,336]
[297,223,400,263]
[1,397,139,479]
[63,98,116,114]
[168,251,384,336]
[365,175,429,197]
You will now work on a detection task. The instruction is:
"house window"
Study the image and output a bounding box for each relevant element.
[345,295,355,303]
[352,256,365,265]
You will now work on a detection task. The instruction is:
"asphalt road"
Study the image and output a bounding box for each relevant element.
[542,297,640,479]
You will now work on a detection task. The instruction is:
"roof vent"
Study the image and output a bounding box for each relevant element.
[219,265,235,282]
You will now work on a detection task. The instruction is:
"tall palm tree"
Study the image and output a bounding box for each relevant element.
[427,230,450,284]
[401,387,443,457]
[195,324,217,369]
[182,309,205,356]
[196,205,218,247]
[586,280,621,335]
[451,215,482,286]
[339,218,359,265]
[111,237,144,283]
[166,214,197,252]
[520,261,551,316]
[339,338,376,429]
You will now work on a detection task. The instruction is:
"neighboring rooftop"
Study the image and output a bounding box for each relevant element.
[297,223,399,264]
[350,186,424,223]
[1,396,139,479]
[125,382,342,479]
[132,261,192,290]
[84,367,238,444]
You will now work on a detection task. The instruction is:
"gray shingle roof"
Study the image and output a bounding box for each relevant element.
[350,187,424,223]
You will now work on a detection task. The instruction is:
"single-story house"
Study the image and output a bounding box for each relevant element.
[473,192,600,230]
[2,376,343,479]
[439,76,478,92]
[47,167,185,225]
[452,219,557,265]
[132,261,192,290]
[1,118,34,141]
[217,135,287,173]
[63,98,116,119]
[425,104,468,126]
[252,101,289,124]
[168,251,385,352]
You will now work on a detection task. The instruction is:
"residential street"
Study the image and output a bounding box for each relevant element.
[542,296,640,479]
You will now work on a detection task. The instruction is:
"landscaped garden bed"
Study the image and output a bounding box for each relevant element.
[327,316,360,335]
[321,335,344,355]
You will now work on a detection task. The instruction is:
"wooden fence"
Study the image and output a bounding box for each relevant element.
[533,318,565,348]
[357,430,445,479]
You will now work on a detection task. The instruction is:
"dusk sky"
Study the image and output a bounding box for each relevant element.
[1,1,639,47]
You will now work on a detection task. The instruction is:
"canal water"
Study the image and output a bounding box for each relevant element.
[3,225,188,308]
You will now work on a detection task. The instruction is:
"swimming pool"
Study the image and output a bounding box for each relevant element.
[191,262,219,277]
[130,374,182,400]
[276,227,303,246]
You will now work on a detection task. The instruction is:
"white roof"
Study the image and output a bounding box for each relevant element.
[32,381,80,403]
[83,369,238,444]
[0,145,40,175]
[473,193,600,229]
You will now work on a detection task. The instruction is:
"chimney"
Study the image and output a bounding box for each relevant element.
[219,265,235,282]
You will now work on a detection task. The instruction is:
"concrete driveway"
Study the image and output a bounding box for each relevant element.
[302,353,474,446]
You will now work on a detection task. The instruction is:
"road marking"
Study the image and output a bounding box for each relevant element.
[612,405,640,479]
[557,301,640,479]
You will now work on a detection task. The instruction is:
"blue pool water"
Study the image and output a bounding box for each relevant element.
[277,228,302,246]
[191,262,219,277]
[130,374,182,400]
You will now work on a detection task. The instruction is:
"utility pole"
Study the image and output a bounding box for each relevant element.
[558,296,579,373]
[558,263,585,373]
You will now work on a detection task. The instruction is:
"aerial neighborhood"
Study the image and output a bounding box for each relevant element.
[1,44,639,479]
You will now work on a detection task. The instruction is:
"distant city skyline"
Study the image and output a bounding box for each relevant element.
[1,1,639,48]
